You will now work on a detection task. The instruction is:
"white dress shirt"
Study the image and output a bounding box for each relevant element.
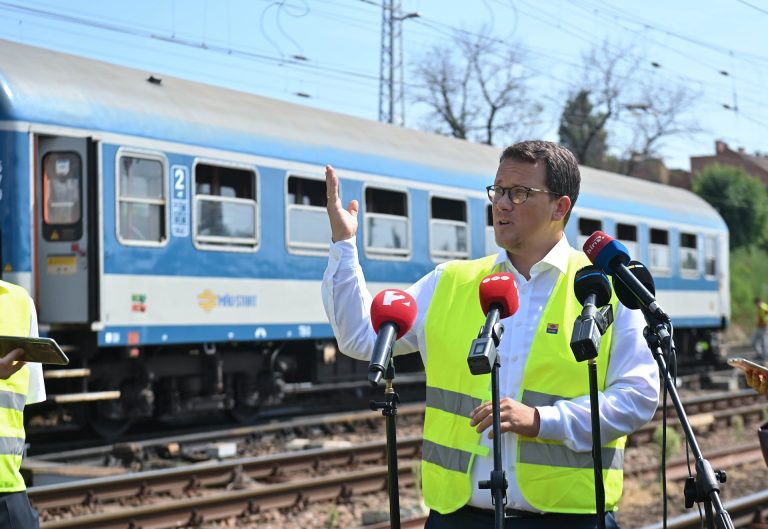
[26,297,46,405]
[321,235,659,512]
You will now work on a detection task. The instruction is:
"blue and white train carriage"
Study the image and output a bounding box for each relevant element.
[0,39,729,433]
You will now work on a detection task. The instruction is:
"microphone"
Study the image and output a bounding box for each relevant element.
[611,260,655,311]
[583,231,669,323]
[468,273,519,375]
[570,266,614,362]
[368,289,417,386]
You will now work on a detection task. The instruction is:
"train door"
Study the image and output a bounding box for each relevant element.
[35,136,96,323]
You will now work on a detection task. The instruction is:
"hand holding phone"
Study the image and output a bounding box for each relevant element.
[0,348,27,379]
[0,336,69,365]
[729,357,768,396]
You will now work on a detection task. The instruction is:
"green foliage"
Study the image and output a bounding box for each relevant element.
[730,415,745,440]
[325,504,339,529]
[412,460,423,503]
[729,247,768,331]
[652,425,681,459]
[692,164,768,250]
[558,90,608,168]
[652,424,682,489]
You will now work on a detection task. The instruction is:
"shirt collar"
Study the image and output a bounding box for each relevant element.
[492,235,572,277]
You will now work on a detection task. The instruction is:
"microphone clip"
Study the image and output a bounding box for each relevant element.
[468,321,504,375]
[571,304,613,362]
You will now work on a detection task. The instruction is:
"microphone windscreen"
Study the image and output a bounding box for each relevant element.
[583,231,631,274]
[370,289,417,338]
[573,266,612,307]
[612,261,655,310]
[479,273,519,318]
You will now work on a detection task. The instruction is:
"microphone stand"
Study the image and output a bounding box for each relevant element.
[641,310,733,529]
[571,304,614,529]
[370,359,401,529]
[468,312,506,529]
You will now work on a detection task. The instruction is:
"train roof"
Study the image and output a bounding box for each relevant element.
[0,38,725,230]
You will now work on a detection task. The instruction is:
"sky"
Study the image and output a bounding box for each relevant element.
[0,0,766,171]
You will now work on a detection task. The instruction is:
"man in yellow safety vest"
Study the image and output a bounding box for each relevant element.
[322,140,659,528]
[0,280,47,529]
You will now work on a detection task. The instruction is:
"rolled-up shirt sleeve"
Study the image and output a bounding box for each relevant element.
[536,303,660,451]
[321,238,437,363]
[321,239,376,361]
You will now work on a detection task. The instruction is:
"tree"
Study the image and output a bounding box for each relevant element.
[558,90,608,167]
[692,164,768,249]
[564,40,701,173]
[411,29,542,145]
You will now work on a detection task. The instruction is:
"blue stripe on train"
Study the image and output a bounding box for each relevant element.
[96,323,335,347]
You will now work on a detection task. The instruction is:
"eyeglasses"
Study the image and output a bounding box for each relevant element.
[486,184,561,205]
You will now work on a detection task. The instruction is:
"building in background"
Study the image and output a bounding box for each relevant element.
[691,140,768,185]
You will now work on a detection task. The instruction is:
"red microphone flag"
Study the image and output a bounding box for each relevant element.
[370,289,417,339]
[479,273,519,318]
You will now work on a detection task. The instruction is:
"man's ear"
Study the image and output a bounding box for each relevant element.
[551,195,571,222]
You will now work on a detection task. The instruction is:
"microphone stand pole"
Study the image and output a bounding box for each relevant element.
[468,314,506,529]
[587,357,606,529]
[370,359,401,529]
[642,311,733,529]
[571,304,613,529]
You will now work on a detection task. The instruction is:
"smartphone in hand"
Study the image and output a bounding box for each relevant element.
[728,357,768,376]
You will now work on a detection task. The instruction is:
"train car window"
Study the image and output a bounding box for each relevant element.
[485,205,500,256]
[704,235,717,277]
[286,175,331,254]
[649,228,671,275]
[42,152,82,241]
[117,155,166,244]
[577,218,602,249]
[194,163,257,249]
[430,196,468,261]
[617,223,638,259]
[680,232,699,276]
[364,186,410,259]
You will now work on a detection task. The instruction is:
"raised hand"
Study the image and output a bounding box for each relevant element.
[325,164,359,242]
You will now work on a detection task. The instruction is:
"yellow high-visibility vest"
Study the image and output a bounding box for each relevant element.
[422,252,624,513]
[0,281,31,492]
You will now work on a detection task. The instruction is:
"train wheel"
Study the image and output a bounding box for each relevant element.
[228,372,261,423]
[87,398,135,440]
[86,364,151,439]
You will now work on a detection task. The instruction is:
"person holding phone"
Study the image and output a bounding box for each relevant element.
[0,280,46,528]
[745,368,768,396]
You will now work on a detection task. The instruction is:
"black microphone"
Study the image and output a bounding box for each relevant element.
[611,260,655,311]
[610,259,672,351]
[570,266,614,362]
[368,289,418,386]
[583,231,669,323]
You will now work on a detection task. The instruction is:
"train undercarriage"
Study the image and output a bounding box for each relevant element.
[33,332,426,438]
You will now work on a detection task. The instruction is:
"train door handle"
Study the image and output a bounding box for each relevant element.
[71,243,86,257]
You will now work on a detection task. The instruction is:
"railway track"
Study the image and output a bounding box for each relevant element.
[27,387,768,527]
[370,489,768,529]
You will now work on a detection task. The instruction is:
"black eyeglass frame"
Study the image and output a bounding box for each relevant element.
[485,184,561,204]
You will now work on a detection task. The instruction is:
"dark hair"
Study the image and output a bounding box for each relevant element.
[499,140,580,223]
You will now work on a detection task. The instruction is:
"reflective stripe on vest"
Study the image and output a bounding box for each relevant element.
[422,255,497,514]
[515,251,625,513]
[421,251,626,514]
[0,281,31,492]
[519,440,624,470]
